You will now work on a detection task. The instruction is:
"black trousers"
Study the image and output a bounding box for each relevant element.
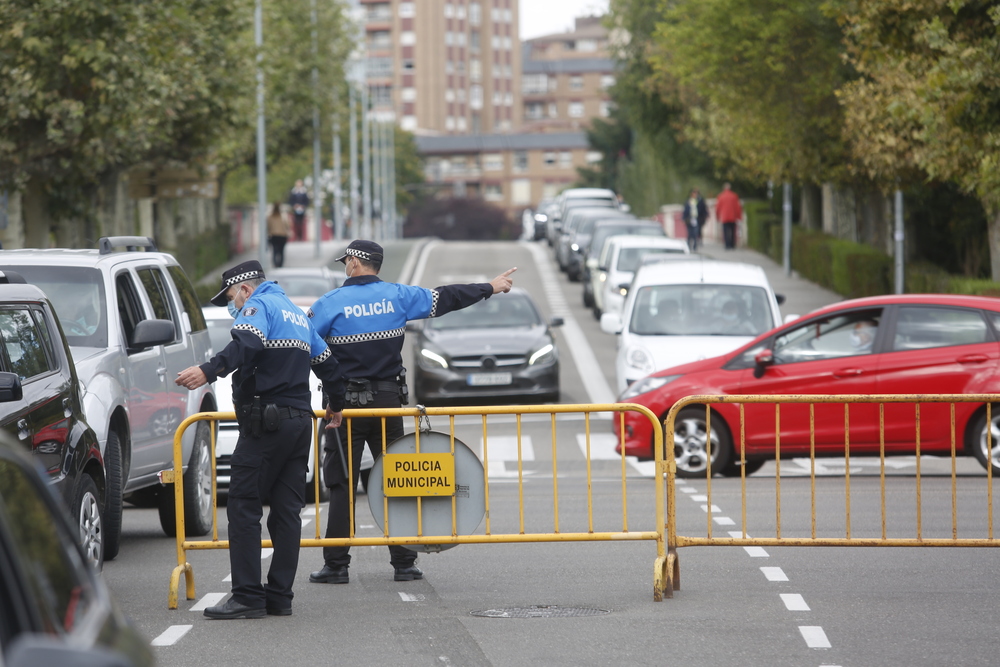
[686,223,700,251]
[321,389,416,569]
[722,221,737,249]
[228,413,311,610]
[269,235,288,267]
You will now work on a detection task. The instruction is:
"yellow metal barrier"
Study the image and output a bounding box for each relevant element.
[166,403,670,608]
[662,394,1000,598]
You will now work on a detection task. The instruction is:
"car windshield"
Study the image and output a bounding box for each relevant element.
[427,293,542,330]
[629,284,771,336]
[617,247,686,272]
[206,317,234,353]
[5,266,108,348]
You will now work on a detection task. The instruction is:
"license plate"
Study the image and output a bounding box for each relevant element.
[467,372,513,386]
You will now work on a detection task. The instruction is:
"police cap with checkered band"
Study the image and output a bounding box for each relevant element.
[335,239,384,265]
[210,260,266,306]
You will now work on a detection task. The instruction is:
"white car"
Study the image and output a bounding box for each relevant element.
[600,259,784,395]
[204,306,374,499]
[594,235,690,320]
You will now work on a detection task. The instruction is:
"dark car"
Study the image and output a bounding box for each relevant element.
[411,288,562,404]
[269,266,346,307]
[0,424,154,667]
[0,277,105,565]
[614,294,1000,478]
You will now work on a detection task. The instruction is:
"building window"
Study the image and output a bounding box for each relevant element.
[445,89,455,102]
[548,102,558,118]
[400,31,416,46]
[445,32,454,46]
[470,85,483,109]
[570,75,584,90]
[457,88,467,102]
[371,87,392,106]
[469,2,481,24]
[470,59,482,81]
[444,3,454,18]
[398,2,415,18]
[470,31,481,51]
[548,76,558,91]
[456,5,466,19]
[525,102,545,120]
[568,101,584,118]
[559,152,573,168]
[483,154,504,171]
[401,116,418,131]
[367,3,392,22]
[577,39,598,52]
[401,88,417,102]
[543,152,556,167]
[457,117,468,131]
[402,59,415,71]
[523,74,548,95]
[368,31,391,50]
[513,151,528,171]
[511,179,531,205]
[484,183,503,201]
[445,60,455,74]
[367,57,393,77]
[456,32,466,46]
[445,117,456,131]
[601,75,616,89]
[586,151,603,164]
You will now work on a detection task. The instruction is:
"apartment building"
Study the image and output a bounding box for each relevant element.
[520,16,616,133]
[363,0,521,134]
[416,132,602,218]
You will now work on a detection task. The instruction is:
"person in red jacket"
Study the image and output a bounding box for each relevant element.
[715,183,743,250]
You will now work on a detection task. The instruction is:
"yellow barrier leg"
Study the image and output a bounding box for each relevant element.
[168,562,195,610]
[669,547,680,591]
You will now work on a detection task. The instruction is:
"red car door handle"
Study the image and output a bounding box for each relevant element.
[957,354,989,364]
[833,368,863,378]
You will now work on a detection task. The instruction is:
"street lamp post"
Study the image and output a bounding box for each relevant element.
[255,0,268,268]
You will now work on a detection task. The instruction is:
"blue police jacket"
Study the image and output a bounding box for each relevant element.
[308,275,493,381]
[199,281,345,412]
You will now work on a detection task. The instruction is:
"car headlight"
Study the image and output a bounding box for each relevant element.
[419,348,448,369]
[528,343,555,366]
[599,272,607,282]
[534,213,548,222]
[619,375,680,401]
[570,243,580,252]
[625,345,655,374]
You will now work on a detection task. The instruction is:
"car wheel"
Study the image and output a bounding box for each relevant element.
[102,430,124,561]
[583,287,594,308]
[969,407,1000,475]
[721,459,766,477]
[74,474,104,568]
[592,306,602,321]
[159,421,214,537]
[670,406,732,478]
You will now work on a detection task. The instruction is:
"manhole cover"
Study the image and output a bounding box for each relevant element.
[470,606,610,618]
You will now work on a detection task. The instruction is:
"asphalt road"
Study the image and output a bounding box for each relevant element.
[104,239,1000,667]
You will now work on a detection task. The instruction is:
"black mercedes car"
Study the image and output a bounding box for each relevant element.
[411,288,562,404]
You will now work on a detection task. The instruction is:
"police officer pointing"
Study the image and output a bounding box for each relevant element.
[176,260,345,619]
[307,240,515,585]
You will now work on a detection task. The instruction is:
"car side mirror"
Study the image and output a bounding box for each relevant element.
[753,349,775,378]
[775,293,786,305]
[0,371,23,402]
[586,258,599,270]
[131,319,175,349]
[549,316,564,328]
[600,313,623,335]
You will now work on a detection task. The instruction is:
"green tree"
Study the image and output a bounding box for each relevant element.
[648,0,852,186]
[839,0,1000,279]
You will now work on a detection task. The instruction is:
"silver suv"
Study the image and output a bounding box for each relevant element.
[0,236,217,559]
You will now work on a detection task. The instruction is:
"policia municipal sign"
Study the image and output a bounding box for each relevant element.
[383,453,455,496]
[368,431,485,552]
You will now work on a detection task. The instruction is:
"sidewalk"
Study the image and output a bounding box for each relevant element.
[696,240,843,319]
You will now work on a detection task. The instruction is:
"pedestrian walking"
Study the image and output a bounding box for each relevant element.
[267,203,291,267]
[175,260,345,619]
[715,183,743,250]
[682,188,708,252]
[288,180,310,241]
[306,239,516,585]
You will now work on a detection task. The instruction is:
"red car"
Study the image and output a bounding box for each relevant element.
[615,294,1000,478]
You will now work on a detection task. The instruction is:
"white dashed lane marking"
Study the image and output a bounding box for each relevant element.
[761,567,788,581]
[799,626,832,648]
[399,592,425,602]
[713,516,736,525]
[781,594,810,611]
[700,504,721,513]
[151,625,193,646]
[190,593,226,611]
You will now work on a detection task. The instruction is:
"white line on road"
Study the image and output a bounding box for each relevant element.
[302,506,317,516]
[700,504,721,513]
[691,494,708,501]
[573,433,655,475]
[480,435,535,462]
[525,242,616,404]
[743,547,769,557]
[761,567,788,581]
[713,516,736,526]
[301,519,312,528]
[261,548,273,560]
[189,593,226,611]
[781,593,810,611]
[680,487,697,494]
[399,592,425,602]
[728,530,751,538]
[151,625,193,646]
[799,626,832,648]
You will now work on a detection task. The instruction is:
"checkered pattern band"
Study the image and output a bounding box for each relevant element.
[225,270,264,287]
[264,338,311,353]
[325,327,405,345]
[311,347,332,365]
[345,247,381,262]
[234,323,265,341]
[428,289,440,317]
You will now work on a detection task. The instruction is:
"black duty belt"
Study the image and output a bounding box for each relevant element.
[276,406,313,419]
[371,380,401,393]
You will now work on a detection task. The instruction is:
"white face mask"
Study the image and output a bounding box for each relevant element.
[850,331,870,349]
[345,258,355,278]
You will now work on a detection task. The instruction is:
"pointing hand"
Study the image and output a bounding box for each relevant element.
[490,267,517,294]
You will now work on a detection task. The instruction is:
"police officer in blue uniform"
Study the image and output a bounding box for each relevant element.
[176,260,345,619]
[307,240,515,584]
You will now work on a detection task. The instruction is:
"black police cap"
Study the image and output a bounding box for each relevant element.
[210,260,266,307]
[335,239,384,264]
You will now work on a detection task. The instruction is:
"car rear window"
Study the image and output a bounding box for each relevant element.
[0,267,107,349]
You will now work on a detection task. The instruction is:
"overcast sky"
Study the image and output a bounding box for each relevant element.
[520,0,610,40]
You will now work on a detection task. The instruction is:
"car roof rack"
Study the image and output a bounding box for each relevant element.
[0,270,27,284]
[98,236,158,255]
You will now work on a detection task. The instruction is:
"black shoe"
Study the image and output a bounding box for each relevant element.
[309,565,349,584]
[204,598,266,620]
[266,607,292,616]
[394,566,423,582]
